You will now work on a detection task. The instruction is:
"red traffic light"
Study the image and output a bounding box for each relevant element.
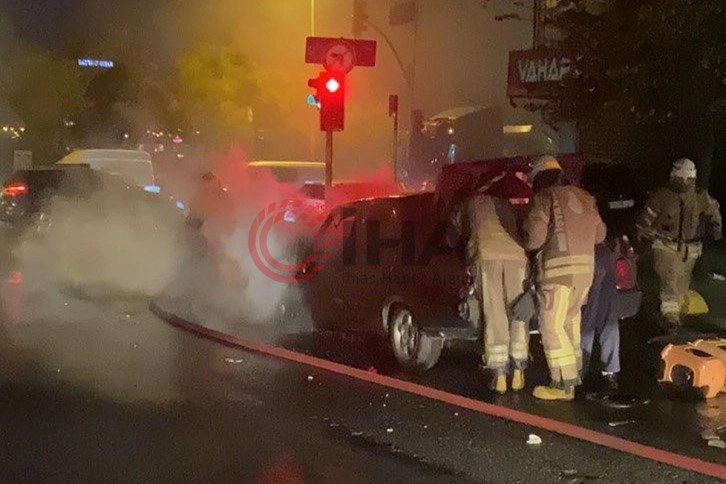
[325,77,341,93]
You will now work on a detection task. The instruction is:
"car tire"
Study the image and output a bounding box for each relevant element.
[388,306,443,373]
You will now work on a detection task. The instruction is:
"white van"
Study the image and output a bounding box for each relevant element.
[56,149,157,191]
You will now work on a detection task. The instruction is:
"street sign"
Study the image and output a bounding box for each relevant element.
[305,37,377,69]
[507,48,574,99]
[77,58,114,69]
[324,42,356,73]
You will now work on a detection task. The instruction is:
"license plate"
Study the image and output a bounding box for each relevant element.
[608,199,635,209]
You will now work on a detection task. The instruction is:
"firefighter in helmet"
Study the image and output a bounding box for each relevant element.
[636,158,722,332]
[450,171,532,394]
[522,155,606,401]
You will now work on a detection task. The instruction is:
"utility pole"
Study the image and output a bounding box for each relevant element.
[325,130,333,187]
[309,0,317,161]
[533,0,545,49]
[389,95,399,178]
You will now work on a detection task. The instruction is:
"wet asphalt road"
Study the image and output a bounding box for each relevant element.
[0,275,723,483]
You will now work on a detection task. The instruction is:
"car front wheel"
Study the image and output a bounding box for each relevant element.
[388,306,443,373]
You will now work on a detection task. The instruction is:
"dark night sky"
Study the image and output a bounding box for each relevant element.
[2,0,87,50]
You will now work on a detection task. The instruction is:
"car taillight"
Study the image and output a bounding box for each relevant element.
[3,182,28,197]
[616,258,636,291]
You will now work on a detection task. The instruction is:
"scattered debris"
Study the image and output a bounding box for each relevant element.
[385,393,389,398]
[125,314,131,319]
[132,343,138,349]
[454,412,459,417]
[423,425,428,430]
[712,273,725,281]
[352,431,363,436]
[527,434,542,446]
[386,428,394,433]
[307,375,314,382]
[225,358,244,364]
[608,420,637,428]
[707,439,725,449]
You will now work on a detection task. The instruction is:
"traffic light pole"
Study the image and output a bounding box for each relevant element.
[325,129,334,189]
[392,109,398,180]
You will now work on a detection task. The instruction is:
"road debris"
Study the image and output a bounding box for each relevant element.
[386,428,394,433]
[307,375,314,382]
[608,420,637,427]
[712,273,726,281]
[527,434,542,446]
[225,358,244,364]
[707,439,725,449]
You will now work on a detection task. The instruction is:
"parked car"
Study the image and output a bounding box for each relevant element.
[0,165,181,240]
[56,149,158,192]
[296,155,644,372]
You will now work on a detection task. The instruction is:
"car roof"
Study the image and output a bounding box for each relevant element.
[247,161,324,169]
[58,149,152,163]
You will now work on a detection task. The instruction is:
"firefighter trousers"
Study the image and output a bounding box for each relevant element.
[539,275,593,388]
[479,258,529,374]
[652,240,701,321]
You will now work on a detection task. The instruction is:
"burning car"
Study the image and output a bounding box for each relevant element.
[296,154,643,372]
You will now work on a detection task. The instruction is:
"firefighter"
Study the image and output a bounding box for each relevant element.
[451,171,531,394]
[636,158,722,331]
[522,155,606,401]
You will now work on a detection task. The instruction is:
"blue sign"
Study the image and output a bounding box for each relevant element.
[78,59,114,69]
[306,94,321,109]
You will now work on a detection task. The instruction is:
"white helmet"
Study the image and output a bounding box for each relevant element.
[529,155,562,180]
[670,158,697,179]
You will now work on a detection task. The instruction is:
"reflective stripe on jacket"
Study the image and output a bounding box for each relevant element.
[523,185,606,282]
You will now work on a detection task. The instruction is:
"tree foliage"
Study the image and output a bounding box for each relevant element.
[0,32,82,163]
[554,0,726,125]
[174,42,262,150]
[548,0,726,185]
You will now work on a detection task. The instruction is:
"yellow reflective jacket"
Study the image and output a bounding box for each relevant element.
[523,185,606,283]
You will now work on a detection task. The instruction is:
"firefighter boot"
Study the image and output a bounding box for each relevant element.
[532,385,575,401]
[511,369,525,391]
[662,312,681,334]
[602,372,619,393]
[490,374,507,394]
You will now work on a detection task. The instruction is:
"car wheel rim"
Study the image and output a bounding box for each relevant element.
[392,310,418,361]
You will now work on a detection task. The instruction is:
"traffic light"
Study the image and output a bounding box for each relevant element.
[352,0,368,38]
[308,71,346,131]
